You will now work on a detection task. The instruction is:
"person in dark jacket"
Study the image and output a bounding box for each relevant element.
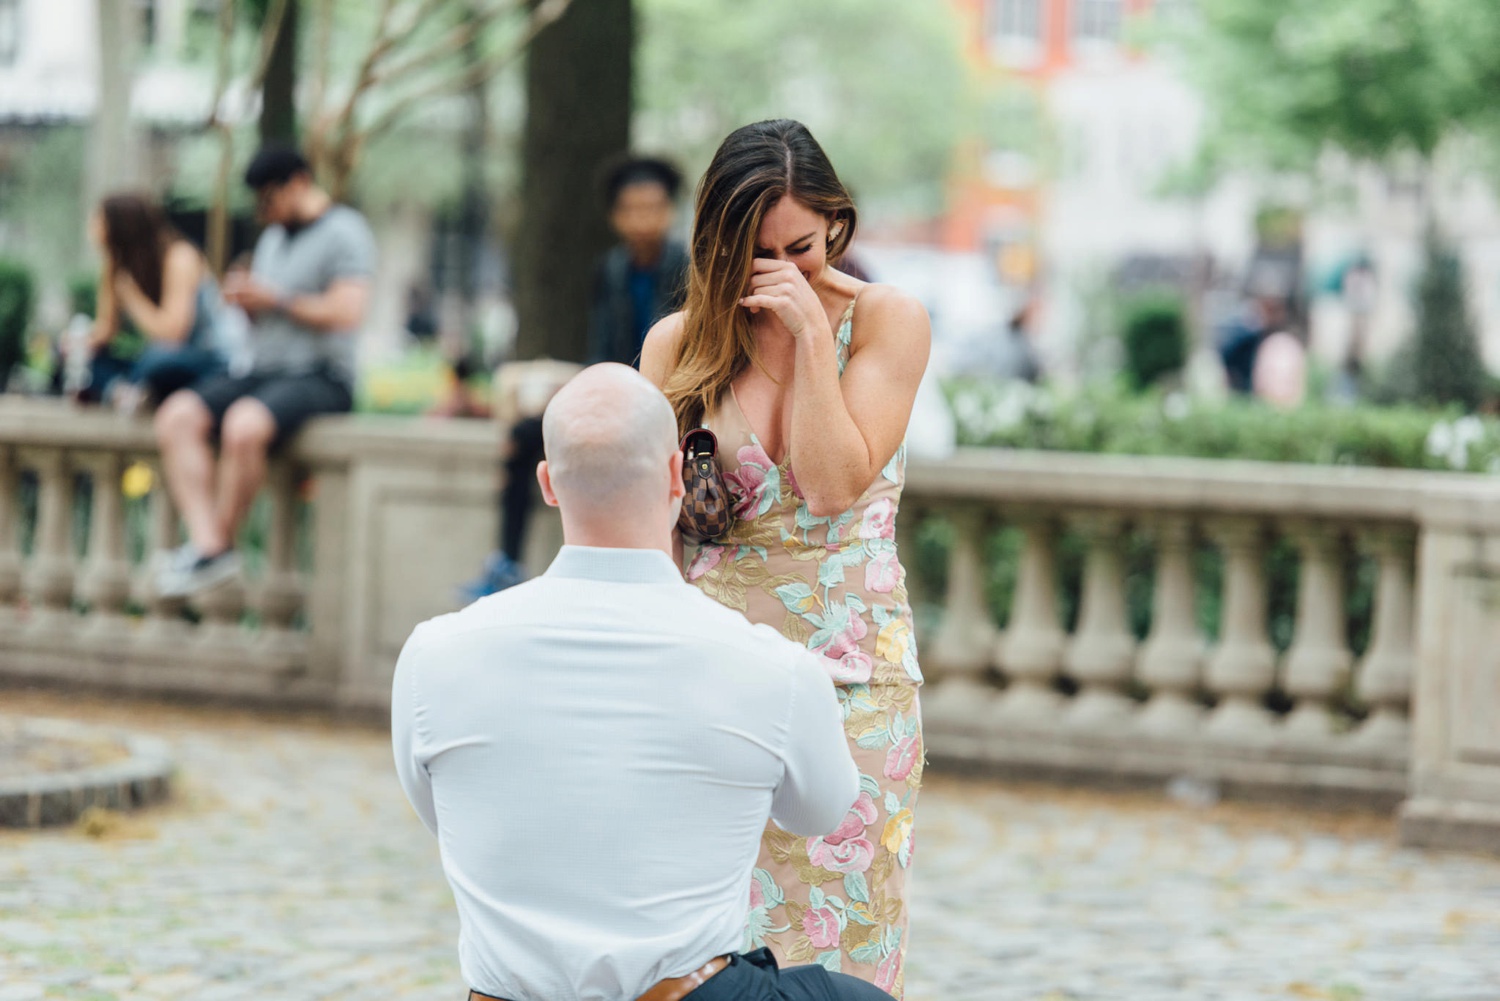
[460,157,689,601]
[587,156,689,366]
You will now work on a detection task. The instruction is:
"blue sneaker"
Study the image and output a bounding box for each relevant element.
[458,551,528,603]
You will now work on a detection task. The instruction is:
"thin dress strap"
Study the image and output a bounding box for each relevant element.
[835,293,859,376]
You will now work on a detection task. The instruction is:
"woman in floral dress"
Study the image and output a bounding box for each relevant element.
[641,119,930,998]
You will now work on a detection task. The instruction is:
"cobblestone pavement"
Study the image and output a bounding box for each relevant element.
[2,691,1499,1001]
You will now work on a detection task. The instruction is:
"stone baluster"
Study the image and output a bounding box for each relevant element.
[0,447,21,628]
[1281,522,1353,736]
[23,449,77,628]
[1063,513,1137,725]
[78,452,133,637]
[925,506,998,716]
[995,514,1065,719]
[1136,517,1205,732]
[135,462,188,638]
[255,462,305,657]
[1203,518,1277,735]
[1353,527,1416,746]
[193,548,247,648]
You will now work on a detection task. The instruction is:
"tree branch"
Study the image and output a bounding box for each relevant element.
[358,0,572,142]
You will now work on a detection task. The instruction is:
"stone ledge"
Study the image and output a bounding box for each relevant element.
[1399,797,1500,855]
[0,716,174,827]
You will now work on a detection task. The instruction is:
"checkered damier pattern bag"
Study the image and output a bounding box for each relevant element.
[676,427,731,543]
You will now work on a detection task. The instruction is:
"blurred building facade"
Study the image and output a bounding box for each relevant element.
[942,0,1500,384]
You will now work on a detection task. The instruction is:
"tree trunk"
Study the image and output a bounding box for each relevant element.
[514,0,633,363]
[87,0,143,211]
[453,5,491,360]
[260,0,300,146]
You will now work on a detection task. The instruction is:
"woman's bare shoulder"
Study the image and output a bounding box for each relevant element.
[851,283,930,343]
[640,310,687,387]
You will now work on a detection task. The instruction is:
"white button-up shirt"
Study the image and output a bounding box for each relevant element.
[392,545,859,1001]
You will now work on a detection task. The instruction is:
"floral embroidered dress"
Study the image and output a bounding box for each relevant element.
[684,298,923,998]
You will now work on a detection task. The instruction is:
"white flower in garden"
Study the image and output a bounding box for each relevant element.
[1163,392,1190,421]
[1455,416,1486,447]
[987,386,1029,433]
[1427,421,1454,459]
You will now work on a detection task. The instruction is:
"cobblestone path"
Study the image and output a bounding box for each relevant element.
[1,691,1497,1001]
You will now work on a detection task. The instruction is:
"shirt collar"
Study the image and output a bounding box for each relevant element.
[543,545,683,585]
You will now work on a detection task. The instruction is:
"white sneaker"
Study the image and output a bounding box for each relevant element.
[157,549,242,598]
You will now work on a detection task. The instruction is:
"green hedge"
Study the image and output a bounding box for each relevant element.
[944,379,1500,473]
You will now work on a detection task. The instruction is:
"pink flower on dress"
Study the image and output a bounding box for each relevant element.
[859,498,896,541]
[724,442,778,520]
[826,649,873,685]
[786,464,803,499]
[748,878,765,909]
[884,734,919,782]
[807,835,875,874]
[864,550,900,593]
[874,946,902,993]
[813,611,868,661]
[685,544,724,581]
[806,792,878,874]
[802,905,841,949]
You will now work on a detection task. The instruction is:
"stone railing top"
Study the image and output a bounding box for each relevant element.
[907,448,1500,530]
[0,398,496,467]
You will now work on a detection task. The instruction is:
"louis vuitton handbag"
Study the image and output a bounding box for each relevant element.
[677,427,731,542]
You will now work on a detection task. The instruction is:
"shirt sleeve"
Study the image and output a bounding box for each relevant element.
[769,651,861,836]
[391,626,439,837]
[325,211,377,284]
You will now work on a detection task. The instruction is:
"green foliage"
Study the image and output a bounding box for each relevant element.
[0,258,35,390]
[1411,229,1485,410]
[68,274,98,319]
[1187,0,1500,169]
[1120,293,1188,391]
[636,0,973,215]
[945,379,1500,472]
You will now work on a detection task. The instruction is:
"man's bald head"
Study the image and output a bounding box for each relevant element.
[540,364,680,519]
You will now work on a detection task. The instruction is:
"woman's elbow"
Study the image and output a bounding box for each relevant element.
[803,490,860,519]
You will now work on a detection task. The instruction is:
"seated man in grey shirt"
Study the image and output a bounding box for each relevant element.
[393,364,893,1001]
[153,145,375,597]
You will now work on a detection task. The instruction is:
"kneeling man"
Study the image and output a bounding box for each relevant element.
[393,364,893,1001]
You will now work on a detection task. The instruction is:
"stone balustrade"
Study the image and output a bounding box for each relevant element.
[901,450,1463,809]
[0,402,1495,850]
[0,398,502,709]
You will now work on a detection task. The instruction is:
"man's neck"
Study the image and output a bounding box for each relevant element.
[289,189,333,230]
[627,240,666,270]
[559,519,674,561]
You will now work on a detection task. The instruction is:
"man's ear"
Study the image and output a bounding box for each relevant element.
[537,461,561,508]
[668,450,686,502]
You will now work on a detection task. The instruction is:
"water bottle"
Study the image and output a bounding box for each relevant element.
[63,314,92,396]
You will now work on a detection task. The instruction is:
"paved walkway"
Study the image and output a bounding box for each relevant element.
[1,691,1498,1001]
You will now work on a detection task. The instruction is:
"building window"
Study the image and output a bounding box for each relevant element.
[0,0,21,67]
[1073,0,1124,44]
[986,0,1046,66]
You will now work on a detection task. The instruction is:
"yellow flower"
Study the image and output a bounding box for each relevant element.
[881,807,914,854]
[875,619,910,664]
[120,462,154,499]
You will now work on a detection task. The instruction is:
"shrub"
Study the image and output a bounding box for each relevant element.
[1411,228,1485,410]
[943,379,1500,472]
[0,259,35,392]
[1120,292,1188,391]
[68,273,98,319]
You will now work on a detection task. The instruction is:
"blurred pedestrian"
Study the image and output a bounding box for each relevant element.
[587,155,689,366]
[76,193,227,410]
[460,154,689,600]
[641,118,928,995]
[152,145,375,597]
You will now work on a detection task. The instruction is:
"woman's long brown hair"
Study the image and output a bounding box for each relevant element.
[100,193,179,305]
[662,119,857,436]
